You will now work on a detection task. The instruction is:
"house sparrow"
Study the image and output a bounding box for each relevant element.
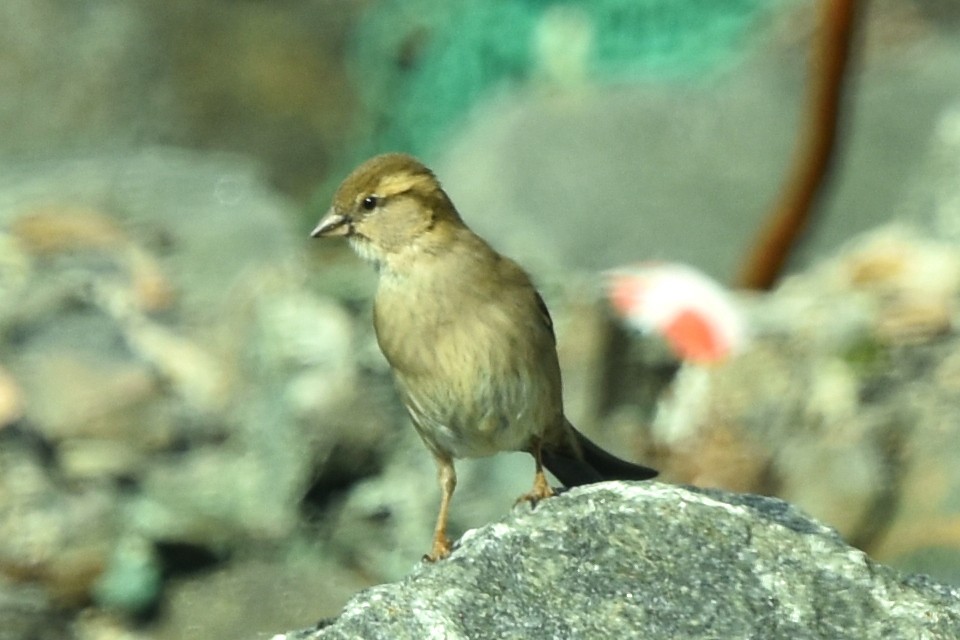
[311,153,657,560]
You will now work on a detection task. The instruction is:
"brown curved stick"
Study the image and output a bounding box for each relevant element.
[735,0,860,290]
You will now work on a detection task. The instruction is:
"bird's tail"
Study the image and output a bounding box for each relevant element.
[541,419,658,488]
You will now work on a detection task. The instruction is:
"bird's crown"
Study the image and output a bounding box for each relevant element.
[332,153,442,211]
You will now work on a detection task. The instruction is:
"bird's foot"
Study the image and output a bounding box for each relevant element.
[422,534,452,562]
[514,468,556,508]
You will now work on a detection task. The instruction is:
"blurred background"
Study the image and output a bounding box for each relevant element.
[2,0,960,638]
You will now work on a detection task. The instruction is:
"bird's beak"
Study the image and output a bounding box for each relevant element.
[310,208,351,238]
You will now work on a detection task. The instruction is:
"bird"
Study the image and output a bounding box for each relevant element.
[311,153,657,561]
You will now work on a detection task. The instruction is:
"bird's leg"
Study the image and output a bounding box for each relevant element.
[424,455,456,562]
[515,439,555,507]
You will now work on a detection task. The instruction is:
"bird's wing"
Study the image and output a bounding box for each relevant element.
[534,291,556,344]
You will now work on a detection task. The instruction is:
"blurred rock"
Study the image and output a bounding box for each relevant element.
[72,610,151,640]
[14,354,170,446]
[0,460,116,608]
[91,536,161,616]
[631,225,960,583]
[151,552,368,640]
[276,483,960,640]
[0,149,394,622]
[0,366,23,430]
[10,206,175,313]
[0,579,72,640]
[57,440,148,483]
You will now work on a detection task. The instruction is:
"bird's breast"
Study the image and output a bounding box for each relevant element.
[372,266,561,458]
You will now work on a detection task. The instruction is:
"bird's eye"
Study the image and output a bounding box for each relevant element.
[361,196,379,211]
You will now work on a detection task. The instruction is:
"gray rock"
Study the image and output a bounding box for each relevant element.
[277,483,960,640]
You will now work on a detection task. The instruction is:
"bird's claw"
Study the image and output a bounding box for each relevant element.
[514,470,556,508]
[423,535,452,562]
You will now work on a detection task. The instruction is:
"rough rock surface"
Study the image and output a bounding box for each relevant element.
[274,483,960,640]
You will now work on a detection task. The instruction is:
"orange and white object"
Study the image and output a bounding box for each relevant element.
[606,262,747,365]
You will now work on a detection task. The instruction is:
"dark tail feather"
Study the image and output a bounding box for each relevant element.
[541,420,658,488]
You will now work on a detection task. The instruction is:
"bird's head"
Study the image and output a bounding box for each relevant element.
[311,153,462,267]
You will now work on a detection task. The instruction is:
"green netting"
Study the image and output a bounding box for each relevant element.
[318,0,786,205]
[583,0,785,77]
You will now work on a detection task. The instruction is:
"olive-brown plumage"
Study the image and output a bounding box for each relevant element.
[312,153,656,560]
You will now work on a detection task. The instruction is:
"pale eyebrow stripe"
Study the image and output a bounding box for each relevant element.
[377,172,434,196]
